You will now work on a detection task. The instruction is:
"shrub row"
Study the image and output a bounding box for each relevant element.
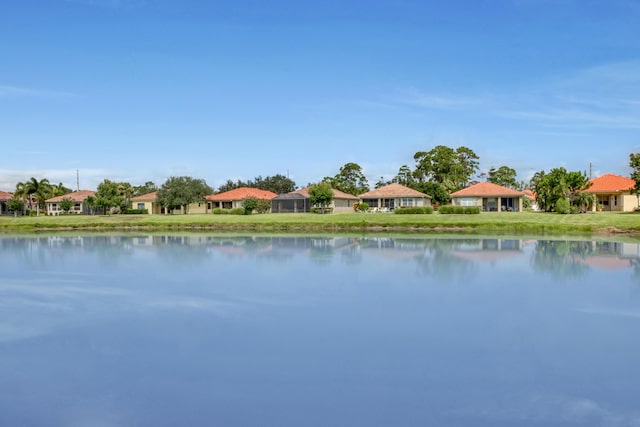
[124,208,148,215]
[438,205,481,214]
[212,208,246,215]
[394,207,434,214]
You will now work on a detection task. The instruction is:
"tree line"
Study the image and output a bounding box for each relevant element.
[6,146,640,215]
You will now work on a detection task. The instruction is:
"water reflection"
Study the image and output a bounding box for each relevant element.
[1,234,640,426]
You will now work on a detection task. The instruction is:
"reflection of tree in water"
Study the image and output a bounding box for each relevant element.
[531,240,593,279]
[152,235,213,268]
[412,238,477,281]
[82,235,135,267]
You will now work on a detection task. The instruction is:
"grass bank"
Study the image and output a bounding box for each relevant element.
[1,211,639,236]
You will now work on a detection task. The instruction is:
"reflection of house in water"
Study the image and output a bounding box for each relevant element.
[450,239,529,264]
[579,241,640,271]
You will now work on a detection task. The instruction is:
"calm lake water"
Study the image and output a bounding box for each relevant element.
[1,234,640,427]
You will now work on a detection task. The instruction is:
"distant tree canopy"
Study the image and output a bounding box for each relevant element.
[216,174,296,194]
[487,165,518,189]
[324,162,369,196]
[133,181,158,197]
[413,145,479,193]
[530,168,592,213]
[157,176,213,214]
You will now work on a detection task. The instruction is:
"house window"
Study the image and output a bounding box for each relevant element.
[613,196,618,206]
[400,198,415,207]
[137,203,145,209]
[460,198,475,207]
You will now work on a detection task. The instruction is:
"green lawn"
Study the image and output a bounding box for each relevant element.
[1,211,640,236]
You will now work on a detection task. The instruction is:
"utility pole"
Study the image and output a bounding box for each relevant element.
[589,163,593,180]
[76,169,80,192]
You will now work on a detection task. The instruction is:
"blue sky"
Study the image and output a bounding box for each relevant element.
[1,0,639,191]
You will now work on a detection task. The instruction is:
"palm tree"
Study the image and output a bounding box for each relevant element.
[14,181,29,215]
[24,177,51,216]
[51,182,72,197]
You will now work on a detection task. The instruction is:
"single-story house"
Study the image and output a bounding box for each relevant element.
[0,190,12,215]
[450,182,524,212]
[45,190,97,216]
[206,187,277,211]
[358,183,431,212]
[584,174,638,212]
[271,186,358,213]
[131,191,210,214]
[131,192,163,214]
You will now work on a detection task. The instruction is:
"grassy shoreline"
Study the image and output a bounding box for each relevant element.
[1,211,639,237]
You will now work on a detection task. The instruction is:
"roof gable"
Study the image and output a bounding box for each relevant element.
[451,182,524,197]
[0,190,12,200]
[45,190,96,203]
[585,174,635,193]
[205,187,277,201]
[358,183,431,198]
[131,191,157,201]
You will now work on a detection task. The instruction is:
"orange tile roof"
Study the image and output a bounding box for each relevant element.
[450,182,524,197]
[585,174,635,193]
[293,186,358,199]
[45,190,96,203]
[0,190,12,200]
[131,191,157,201]
[358,183,431,198]
[205,187,277,201]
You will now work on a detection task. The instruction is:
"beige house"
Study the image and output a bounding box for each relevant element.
[206,187,277,211]
[450,182,524,212]
[584,174,638,212]
[130,191,209,214]
[271,186,360,213]
[45,190,96,216]
[0,190,12,215]
[358,183,431,212]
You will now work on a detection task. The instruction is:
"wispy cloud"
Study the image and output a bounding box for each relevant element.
[395,87,485,110]
[0,85,78,99]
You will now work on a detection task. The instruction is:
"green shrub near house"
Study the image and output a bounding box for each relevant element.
[229,208,245,215]
[124,208,148,215]
[394,207,434,214]
[439,206,481,214]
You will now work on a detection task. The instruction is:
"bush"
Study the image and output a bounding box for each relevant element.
[438,205,481,214]
[555,198,570,214]
[124,208,148,214]
[394,207,434,214]
[229,208,246,215]
[359,202,369,212]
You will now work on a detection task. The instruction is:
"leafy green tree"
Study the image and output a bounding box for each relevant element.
[217,179,248,193]
[325,162,369,196]
[630,153,640,194]
[530,168,591,213]
[252,174,296,194]
[413,145,479,193]
[7,197,23,217]
[374,177,390,189]
[51,182,72,197]
[487,166,518,188]
[309,182,334,213]
[157,176,213,214]
[241,196,259,215]
[392,165,416,187]
[118,182,134,210]
[416,182,451,205]
[14,181,29,215]
[95,179,124,215]
[133,181,158,197]
[59,197,74,214]
[85,195,97,215]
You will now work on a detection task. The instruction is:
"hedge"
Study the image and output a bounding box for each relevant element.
[394,206,434,214]
[438,205,481,214]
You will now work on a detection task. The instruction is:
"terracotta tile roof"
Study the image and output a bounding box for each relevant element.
[45,190,96,203]
[205,187,277,201]
[293,186,358,199]
[0,190,12,201]
[523,189,536,199]
[131,191,157,201]
[358,183,431,199]
[585,174,635,193]
[451,182,524,197]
